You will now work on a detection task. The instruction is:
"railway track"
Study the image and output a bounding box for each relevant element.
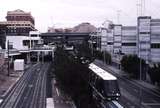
[0,62,50,108]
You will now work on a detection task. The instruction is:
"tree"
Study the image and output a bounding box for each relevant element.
[148,64,160,85]
[53,46,97,108]
[121,55,146,79]
[75,41,93,61]
[103,51,112,64]
[93,50,112,64]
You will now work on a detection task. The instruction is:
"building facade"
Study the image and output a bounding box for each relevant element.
[90,16,160,63]
[122,26,137,55]
[138,16,160,63]
[97,27,107,51]
[0,9,35,36]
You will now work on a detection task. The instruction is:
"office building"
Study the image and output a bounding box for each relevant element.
[90,16,160,63]
[138,16,160,63]
[0,9,35,36]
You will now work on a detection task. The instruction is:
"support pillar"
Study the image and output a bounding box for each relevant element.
[37,52,40,62]
[42,52,44,63]
[27,53,30,64]
[52,51,54,60]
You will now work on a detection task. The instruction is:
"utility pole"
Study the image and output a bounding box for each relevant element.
[139,46,142,108]
[7,40,10,76]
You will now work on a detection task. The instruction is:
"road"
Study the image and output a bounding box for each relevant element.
[94,60,160,108]
[0,62,50,108]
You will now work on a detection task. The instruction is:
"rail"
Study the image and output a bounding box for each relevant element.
[0,63,49,108]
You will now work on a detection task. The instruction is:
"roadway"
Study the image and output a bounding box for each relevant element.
[0,62,50,108]
[94,60,160,108]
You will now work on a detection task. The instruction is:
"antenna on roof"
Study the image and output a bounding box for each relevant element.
[137,0,146,16]
[136,0,141,17]
[117,10,121,24]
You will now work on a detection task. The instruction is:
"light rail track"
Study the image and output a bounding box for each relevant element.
[0,63,50,108]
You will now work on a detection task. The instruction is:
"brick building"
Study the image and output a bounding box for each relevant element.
[0,9,35,36]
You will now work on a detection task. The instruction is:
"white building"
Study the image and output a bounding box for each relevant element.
[113,25,122,54]
[97,27,108,51]
[6,34,42,52]
[106,29,114,54]
[122,26,137,55]
[138,16,160,63]
[90,16,160,63]
[5,31,43,62]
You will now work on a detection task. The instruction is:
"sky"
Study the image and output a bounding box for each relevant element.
[0,0,160,32]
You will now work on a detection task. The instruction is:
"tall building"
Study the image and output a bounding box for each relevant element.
[137,16,151,63]
[96,27,107,51]
[122,26,137,55]
[113,25,122,54]
[138,16,160,63]
[0,9,35,36]
[90,16,160,64]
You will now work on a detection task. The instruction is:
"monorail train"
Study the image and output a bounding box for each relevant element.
[88,63,121,102]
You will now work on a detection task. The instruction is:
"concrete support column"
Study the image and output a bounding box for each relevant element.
[37,51,40,62]
[42,52,44,63]
[27,53,31,64]
[10,56,13,63]
[52,51,54,60]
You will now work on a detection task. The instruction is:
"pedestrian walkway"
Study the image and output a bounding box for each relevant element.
[94,59,160,94]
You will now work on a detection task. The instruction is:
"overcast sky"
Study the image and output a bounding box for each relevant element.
[0,0,160,32]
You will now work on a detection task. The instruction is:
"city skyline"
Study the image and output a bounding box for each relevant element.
[1,0,160,32]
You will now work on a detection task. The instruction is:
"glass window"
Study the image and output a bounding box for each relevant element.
[104,80,119,96]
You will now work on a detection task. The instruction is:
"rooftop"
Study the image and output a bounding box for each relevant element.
[89,63,117,80]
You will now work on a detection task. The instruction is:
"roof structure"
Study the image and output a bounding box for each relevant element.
[89,63,117,80]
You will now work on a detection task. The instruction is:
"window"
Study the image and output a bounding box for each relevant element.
[104,80,119,96]
[122,43,136,46]
[139,32,150,34]
[31,34,38,37]
[23,40,29,46]
[107,42,113,45]
[151,43,160,48]
[8,42,13,49]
